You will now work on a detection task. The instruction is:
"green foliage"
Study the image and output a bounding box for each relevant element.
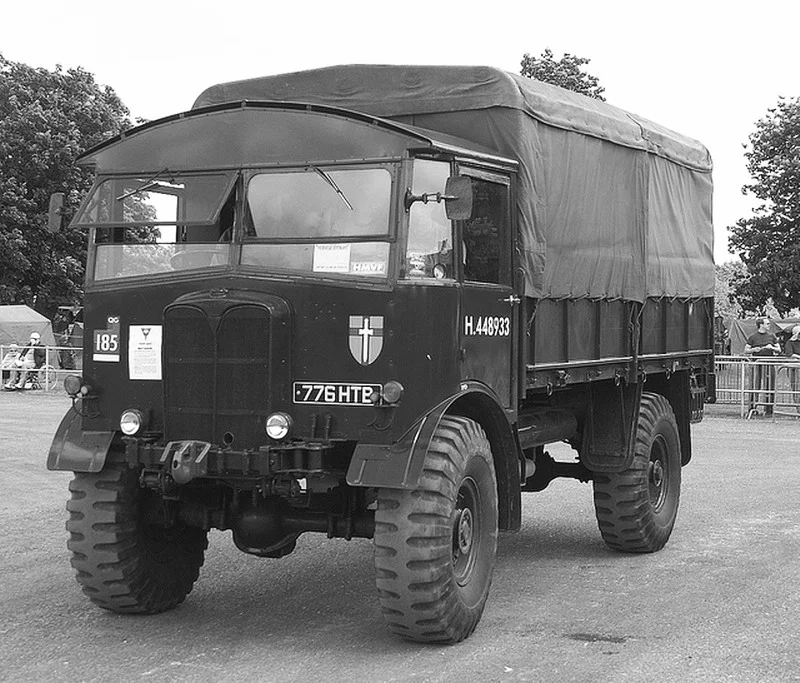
[520,48,605,101]
[729,96,800,315]
[0,54,134,315]
[714,260,749,318]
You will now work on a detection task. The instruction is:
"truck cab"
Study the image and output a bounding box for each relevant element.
[53,101,521,475]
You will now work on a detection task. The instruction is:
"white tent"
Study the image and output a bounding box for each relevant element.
[0,305,57,347]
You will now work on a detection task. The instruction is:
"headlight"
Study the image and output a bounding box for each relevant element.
[120,409,147,436]
[63,375,82,397]
[266,412,293,440]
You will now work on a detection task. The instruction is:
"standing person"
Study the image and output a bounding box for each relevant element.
[784,325,800,358]
[3,331,46,390]
[784,324,800,408]
[763,298,780,320]
[57,329,75,370]
[743,318,781,415]
[744,317,781,356]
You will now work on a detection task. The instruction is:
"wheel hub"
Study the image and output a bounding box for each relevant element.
[650,459,664,489]
[648,435,668,509]
[456,507,474,555]
[452,477,481,585]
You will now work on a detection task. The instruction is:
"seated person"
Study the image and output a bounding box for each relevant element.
[4,332,46,390]
[1,344,20,384]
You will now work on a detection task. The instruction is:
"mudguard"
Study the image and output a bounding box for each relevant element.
[347,382,513,490]
[583,381,643,473]
[46,408,115,472]
[347,382,521,531]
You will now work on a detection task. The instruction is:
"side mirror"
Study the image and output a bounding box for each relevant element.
[443,176,473,220]
[47,193,65,233]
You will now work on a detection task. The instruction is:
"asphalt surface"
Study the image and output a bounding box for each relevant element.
[1,393,798,683]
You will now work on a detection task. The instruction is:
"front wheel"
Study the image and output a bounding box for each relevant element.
[593,392,681,552]
[66,463,208,613]
[374,416,498,643]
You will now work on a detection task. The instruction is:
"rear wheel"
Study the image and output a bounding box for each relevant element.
[374,416,498,643]
[66,462,207,613]
[593,392,681,552]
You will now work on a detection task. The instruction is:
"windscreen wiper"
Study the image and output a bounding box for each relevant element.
[311,166,354,211]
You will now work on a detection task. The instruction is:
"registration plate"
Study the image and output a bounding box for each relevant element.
[293,382,381,406]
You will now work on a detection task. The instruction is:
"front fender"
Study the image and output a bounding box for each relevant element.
[346,382,510,490]
[46,408,115,472]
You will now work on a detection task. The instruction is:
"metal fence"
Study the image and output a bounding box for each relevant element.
[4,346,799,415]
[714,355,800,419]
[1,344,81,392]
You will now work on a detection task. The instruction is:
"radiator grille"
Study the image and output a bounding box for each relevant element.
[164,303,272,449]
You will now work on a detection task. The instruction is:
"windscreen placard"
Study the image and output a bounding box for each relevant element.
[128,325,162,380]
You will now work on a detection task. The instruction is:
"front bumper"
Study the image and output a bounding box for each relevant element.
[123,437,352,483]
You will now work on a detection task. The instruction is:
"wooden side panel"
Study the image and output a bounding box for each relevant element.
[640,298,713,357]
[528,298,629,366]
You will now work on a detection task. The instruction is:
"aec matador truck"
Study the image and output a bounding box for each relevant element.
[47,65,715,643]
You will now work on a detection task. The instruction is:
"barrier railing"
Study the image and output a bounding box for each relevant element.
[714,355,800,419]
[1,344,82,392]
[3,346,798,413]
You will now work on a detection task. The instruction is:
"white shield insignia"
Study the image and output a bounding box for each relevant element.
[349,315,384,366]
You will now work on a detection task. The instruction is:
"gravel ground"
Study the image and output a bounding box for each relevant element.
[1,391,798,682]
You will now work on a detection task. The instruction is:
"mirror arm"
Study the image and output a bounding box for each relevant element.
[403,189,457,212]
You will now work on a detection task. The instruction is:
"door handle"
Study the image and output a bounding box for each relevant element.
[500,295,521,305]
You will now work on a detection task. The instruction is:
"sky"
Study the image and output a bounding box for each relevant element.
[2,0,797,264]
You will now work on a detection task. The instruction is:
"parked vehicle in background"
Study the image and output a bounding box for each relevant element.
[47,65,714,643]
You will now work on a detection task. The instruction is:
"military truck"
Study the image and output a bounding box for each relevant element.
[47,65,714,643]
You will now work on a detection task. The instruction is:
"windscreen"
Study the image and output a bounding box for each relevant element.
[242,167,392,277]
[85,173,236,281]
[75,174,233,226]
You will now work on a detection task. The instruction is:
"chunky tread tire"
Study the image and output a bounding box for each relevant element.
[593,392,681,553]
[374,416,498,643]
[66,464,208,613]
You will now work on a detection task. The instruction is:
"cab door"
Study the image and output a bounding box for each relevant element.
[458,170,517,409]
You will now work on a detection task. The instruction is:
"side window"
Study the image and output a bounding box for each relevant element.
[462,178,508,285]
[403,159,454,280]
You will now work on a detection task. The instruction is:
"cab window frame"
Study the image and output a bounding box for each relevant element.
[74,171,238,230]
[455,166,513,288]
[400,157,458,284]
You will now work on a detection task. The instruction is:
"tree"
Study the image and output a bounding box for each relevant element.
[715,260,748,319]
[520,48,606,101]
[729,96,800,315]
[0,54,135,316]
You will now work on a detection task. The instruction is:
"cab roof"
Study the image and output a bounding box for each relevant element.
[77,100,517,171]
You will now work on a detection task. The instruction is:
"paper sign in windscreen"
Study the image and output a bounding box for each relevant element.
[313,243,351,272]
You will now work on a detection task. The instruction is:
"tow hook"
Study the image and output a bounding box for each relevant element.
[168,441,212,484]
